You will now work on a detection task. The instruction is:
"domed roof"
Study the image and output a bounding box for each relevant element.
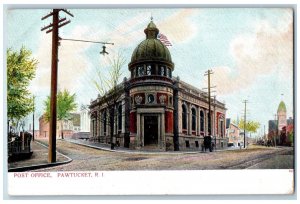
[277,101,287,113]
[130,20,173,66]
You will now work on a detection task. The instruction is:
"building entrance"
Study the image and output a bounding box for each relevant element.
[144,115,158,145]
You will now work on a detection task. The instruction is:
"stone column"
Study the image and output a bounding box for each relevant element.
[122,100,125,133]
[141,114,144,146]
[178,99,182,133]
[196,106,200,136]
[173,84,179,151]
[161,113,165,149]
[136,112,141,148]
[98,110,102,139]
[188,103,191,135]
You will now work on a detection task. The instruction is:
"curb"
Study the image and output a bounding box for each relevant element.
[8,141,73,172]
[65,139,232,155]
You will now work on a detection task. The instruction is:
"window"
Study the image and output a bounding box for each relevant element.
[118,105,122,130]
[185,140,190,148]
[147,94,155,104]
[160,66,165,76]
[146,65,152,75]
[166,68,172,78]
[137,66,144,76]
[169,96,173,105]
[200,110,204,132]
[182,104,187,130]
[192,108,196,131]
[132,68,136,78]
[220,120,224,137]
[207,112,211,135]
[103,110,107,134]
[195,141,199,148]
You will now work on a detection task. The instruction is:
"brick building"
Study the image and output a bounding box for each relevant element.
[39,113,80,139]
[89,20,227,151]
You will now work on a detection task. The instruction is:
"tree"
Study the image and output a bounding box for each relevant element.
[238,119,260,136]
[288,132,293,146]
[7,47,38,131]
[93,52,126,149]
[44,89,77,139]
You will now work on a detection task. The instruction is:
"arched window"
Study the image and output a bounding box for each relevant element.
[137,66,144,76]
[132,68,136,78]
[200,110,204,132]
[166,68,170,78]
[220,120,224,137]
[146,65,152,75]
[207,112,211,135]
[192,108,196,131]
[182,104,187,130]
[103,110,107,134]
[160,66,165,76]
[118,105,122,130]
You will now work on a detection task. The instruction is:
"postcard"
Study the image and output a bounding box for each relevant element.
[5,6,295,196]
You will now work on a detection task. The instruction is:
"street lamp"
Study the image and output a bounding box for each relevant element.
[58,37,114,56]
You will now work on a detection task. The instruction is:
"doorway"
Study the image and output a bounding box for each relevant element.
[144,115,158,145]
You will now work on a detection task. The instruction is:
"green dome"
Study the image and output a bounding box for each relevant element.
[130,39,172,63]
[130,20,173,65]
[277,101,287,113]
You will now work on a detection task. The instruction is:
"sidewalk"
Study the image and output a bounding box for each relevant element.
[64,138,236,155]
[8,141,72,172]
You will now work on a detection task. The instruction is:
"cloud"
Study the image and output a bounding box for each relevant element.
[30,9,200,103]
[30,25,94,96]
[211,13,293,95]
[157,9,198,44]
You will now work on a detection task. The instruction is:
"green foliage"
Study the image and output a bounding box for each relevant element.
[238,119,260,134]
[44,89,77,122]
[7,47,38,121]
[288,132,293,145]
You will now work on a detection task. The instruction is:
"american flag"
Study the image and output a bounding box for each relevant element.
[158,33,172,46]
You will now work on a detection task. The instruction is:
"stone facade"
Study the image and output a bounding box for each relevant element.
[89,20,227,151]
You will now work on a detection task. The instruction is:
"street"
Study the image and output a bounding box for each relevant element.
[31,140,294,171]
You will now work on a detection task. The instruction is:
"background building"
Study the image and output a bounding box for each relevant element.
[268,100,293,146]
[226,118,241,147]
[39,113,80,139]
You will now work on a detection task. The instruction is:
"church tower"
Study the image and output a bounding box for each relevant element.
[277,101,287,131]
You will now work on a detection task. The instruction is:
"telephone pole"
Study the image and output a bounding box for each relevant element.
[204,70,216,150]
[264,125,266,141]
[41,9,73,163]
[242,100,248,148]
[32,95,35,141]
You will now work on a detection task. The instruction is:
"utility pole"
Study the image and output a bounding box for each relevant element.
[213,95,217,150]
[264,125,266,141]
[41,9,73,163]
[204,70,216,151]
[242,100,248,148]
[274,114,277,147]
[32,95,35,141]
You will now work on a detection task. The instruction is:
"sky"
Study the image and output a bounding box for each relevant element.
[6,8,294,135]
